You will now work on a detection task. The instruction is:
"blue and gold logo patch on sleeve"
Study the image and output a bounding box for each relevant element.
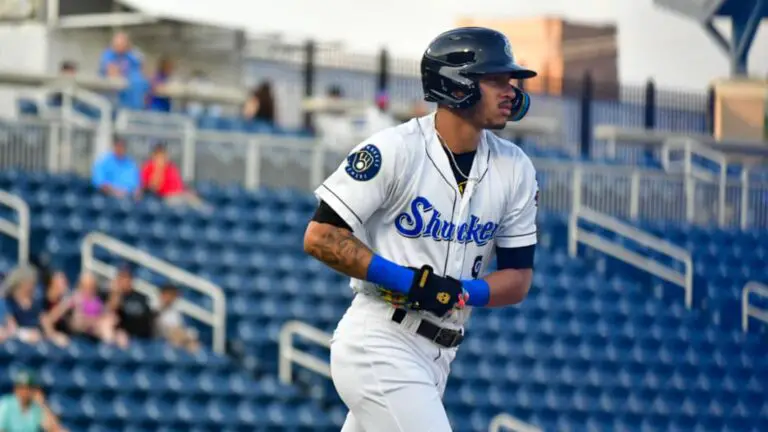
[345,144,382,181]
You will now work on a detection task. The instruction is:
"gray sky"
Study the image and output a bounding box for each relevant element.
[129,0,767,90]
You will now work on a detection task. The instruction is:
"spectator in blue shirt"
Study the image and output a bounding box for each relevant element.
[92,138,141,199]
[149,56,175,112]
[119,67,152,111]
[99,32,148,111]
[99,32,142,79]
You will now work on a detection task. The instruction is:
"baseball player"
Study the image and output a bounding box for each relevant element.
[304,27,538,432]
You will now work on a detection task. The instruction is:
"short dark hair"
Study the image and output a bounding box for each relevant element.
[160,283,178,293]
[152,142,167,153]
[60,61,77,72]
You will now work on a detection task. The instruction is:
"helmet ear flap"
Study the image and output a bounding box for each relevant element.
[508,86,531,122]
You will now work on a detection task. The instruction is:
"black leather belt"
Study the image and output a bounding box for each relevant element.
[391,308,464,348]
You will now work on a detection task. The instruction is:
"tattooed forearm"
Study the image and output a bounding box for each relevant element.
[304,222,373,280]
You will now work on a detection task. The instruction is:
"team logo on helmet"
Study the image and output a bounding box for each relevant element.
[503,39,513,58]
[345,144,382,181]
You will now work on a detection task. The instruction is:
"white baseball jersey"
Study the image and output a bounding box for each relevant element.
[315,113,538,329]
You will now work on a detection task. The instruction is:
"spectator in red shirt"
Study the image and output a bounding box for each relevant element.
[140,143,207,209]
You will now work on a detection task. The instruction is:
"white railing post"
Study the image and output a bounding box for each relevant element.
[685,174,696,223]
[570,206,694,308]
[278,320,332,385]
[740,168,750,230]
[718,164,727,228]
[0,190,30,266]
[47,122,61,172]
[629,170,640,220]
[81,232,227,354]
[245,137,261,189]
[742,282,768,332]
[488,413,542,432]
[568,167,583,258]
[181,119,196,181]
[60,87,75,171]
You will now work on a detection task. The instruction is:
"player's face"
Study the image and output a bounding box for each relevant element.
[474,73,517,130]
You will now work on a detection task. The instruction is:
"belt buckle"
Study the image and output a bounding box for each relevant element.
[432,327,461,348]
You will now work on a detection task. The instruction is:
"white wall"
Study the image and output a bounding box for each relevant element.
[0,22,49,117]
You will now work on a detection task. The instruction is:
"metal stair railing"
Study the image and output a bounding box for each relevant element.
[0,189,30,266]
[488,413,542,432]
[278,320,332,384]
[81,232,227,354]
[742,281,768,332]
[569,206,694,308]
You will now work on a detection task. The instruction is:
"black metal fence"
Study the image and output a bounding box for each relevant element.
[248,42,713,155]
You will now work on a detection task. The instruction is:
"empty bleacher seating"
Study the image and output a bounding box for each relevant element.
[1,169,767,431]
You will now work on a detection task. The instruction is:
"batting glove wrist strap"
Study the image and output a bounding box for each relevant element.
[406,265,465,317]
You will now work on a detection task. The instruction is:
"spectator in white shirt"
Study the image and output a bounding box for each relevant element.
[154,284,199,353]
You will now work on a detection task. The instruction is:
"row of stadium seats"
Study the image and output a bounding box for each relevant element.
[16,97,311,137]
[1,170,767,431]
[1,339,343,431]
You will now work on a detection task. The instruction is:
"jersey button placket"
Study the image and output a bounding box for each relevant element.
[453,181,476,277]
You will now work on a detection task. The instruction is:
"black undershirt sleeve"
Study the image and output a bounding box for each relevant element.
[311,200,354,232]
[496,245,536,270]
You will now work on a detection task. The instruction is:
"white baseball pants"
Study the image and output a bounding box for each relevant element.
[330,294,458,432]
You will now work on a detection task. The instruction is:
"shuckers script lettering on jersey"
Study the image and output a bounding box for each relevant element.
[395,196,498,246]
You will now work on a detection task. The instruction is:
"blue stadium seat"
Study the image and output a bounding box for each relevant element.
[1,171,768,431]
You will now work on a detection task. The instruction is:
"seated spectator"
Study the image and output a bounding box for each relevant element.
[106,265,155,344]
[69,272,110,340]
[92,137,141,199]
[46,272,115,344]
[148,56,175,112]
[0,370,67,432]
[141,143,208,210]
[242,81,276,126]
[2,265,68,347]
[154,284,200,353]
[41,271,72,335]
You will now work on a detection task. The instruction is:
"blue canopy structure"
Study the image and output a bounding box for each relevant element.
[655,0,767,76]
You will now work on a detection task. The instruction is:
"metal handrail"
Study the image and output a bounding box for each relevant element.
[488,414,543,432]
[742,281,768,332]
[569,206,694,308]
[81,232,227,354]
[0,189,29,266]
[278,320,332,384]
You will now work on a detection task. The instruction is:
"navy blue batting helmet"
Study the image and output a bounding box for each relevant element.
[421,27,536,116]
